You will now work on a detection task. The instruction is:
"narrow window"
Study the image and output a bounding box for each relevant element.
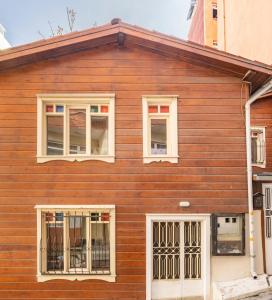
[47,116,64,155]
[212,214,245,256]
[142,96,178,163]
[251,127,266,166]
[212,3,218,19]
[36,206,116,282]
[69,109,86,155]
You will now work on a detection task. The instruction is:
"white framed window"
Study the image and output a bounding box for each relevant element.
[35,205,116,282]
[142,96,178,164]
[37,94,115,163]
[251,126,266,167]
[212,3,218,19]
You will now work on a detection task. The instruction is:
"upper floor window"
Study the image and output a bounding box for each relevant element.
[251,127,266,167]
[142,96,178,163]
[212,3,218,19]
[35,205,116,282]
[37,94,115,163]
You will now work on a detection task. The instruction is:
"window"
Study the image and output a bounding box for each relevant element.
[212,3,218,19]
[212,214,245,256]
[37,94,115,163]
[36,205,116,282]
[142,96,178,163]
[251,127,266,167]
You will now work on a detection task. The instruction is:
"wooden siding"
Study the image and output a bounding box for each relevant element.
[0,43,248,299]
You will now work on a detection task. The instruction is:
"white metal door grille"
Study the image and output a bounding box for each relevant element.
[184,221,201,279]
[265,188,272,238]
[152,222,180,280]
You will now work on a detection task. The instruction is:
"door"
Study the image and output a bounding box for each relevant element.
[263,184,272,274]
[146,215,210,300]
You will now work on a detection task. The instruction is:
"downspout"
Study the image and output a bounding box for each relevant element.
[245,78,272,278]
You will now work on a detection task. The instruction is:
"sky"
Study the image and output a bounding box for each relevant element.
[0,0,192,47]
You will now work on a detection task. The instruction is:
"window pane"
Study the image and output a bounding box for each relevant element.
[91,223,110,271]
[91,116,108,155]
[69,109,86,154]
[69,216,87,269]
[217,216,243,254]
[45,213,64,272]
[47,116,64,155]
[151,119,167,155]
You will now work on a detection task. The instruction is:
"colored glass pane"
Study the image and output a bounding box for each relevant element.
[101,213,110,222]
[46,105,54,112]
[100,105,108,113]
[160,105,169,113]
[148,105,158,113]
[91,106,99,113]
[56,105,64,113]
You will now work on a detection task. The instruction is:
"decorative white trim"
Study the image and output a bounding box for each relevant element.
[251,126,266,168]
[146,214,211,300]
[35,205,116,282]
[36,155,115,163]
[37,274,116,282]
[142,96,178,164]
[37,94,115,164]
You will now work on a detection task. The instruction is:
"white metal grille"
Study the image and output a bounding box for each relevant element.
[152,222,180,280]
[265,188,272,239]
[184,221,201,279]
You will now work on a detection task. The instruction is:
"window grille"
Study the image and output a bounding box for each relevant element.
[152,222,180,280]
[184,221,201,279]
[40,210,111,275]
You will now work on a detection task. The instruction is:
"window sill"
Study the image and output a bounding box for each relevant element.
[252,162,266,169]
[143,156,178,164]
[37,274,116,282]
[36,155,115,163]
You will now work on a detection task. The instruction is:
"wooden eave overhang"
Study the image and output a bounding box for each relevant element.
[0,20,271,93]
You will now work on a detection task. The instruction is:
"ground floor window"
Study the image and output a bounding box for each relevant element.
[212,214,245,256]
[35,205,116,282]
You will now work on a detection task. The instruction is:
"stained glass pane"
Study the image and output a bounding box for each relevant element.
[101,213,110,222]
[151,119,167,155]
[69,109,86,154]
[148,105,158,113]
[46,105,54,113]
[160,105,169,113]
[91,116,108,155]
[56,105,64,113]
[47,116,64,155]
[91,223,110,271]
[91,106,99,113]
[100,105,108,113]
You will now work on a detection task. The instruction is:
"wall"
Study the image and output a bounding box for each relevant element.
[0,43,249,299]
[188,0,205,44]
[217,0,272,64]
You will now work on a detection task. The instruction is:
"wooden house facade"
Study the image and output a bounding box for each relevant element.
[0,20,271,300]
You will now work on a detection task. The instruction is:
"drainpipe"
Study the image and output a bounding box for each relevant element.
[245,78,272,278]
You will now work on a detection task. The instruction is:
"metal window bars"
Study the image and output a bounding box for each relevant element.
[40,210,111,275]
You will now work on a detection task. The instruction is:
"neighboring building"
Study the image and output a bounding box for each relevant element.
[187,0,272,64]
[0,20,271,300]
[0,24,11,50]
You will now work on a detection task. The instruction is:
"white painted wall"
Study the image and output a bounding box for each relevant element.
[0,24,11,50]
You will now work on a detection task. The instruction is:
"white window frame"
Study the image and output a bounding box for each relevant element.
[251,126,266,168]
[35,205,116,282]
[142,95,178,164]
[37,94,115,163]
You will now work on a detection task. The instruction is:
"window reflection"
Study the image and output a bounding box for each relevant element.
[69,109,86,154]
[151,119,167,155]
[47,116,64,155]
[91,116,108,155]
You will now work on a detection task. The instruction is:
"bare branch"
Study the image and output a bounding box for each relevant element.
[48,21,55,37]
[38,30,46,39]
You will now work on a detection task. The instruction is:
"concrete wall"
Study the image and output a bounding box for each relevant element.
[217,0,272,64]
